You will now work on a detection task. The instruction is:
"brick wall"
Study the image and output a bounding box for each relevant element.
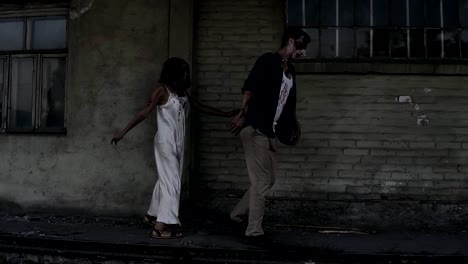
[194,0,468,227]
[193,0,284,191]
[290,75,468,201]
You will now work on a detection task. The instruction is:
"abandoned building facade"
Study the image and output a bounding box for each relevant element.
[1,0,468,228]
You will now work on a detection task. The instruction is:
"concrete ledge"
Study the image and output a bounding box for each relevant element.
[200,195,468,230]
[1,214,468,263]
[294,61,468,75]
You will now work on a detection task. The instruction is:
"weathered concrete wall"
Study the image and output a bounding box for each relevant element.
[0,0,170,215]
[194,0,468,228]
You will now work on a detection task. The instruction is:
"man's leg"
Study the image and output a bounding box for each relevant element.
[230,127,255,223]
[230,190,249,223]
[245,128,276,237]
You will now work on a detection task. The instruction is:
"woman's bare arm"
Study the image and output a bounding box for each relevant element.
[111,85,167,145]
[189,96,238,118]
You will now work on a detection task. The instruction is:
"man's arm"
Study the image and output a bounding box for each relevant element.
[229,53,270,135]
[229,91,252,135]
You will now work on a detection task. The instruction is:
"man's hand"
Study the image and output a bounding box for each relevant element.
[227,109,240,118]
[290,119,301,145]
[230,111,246,135]
[230,91,251,135]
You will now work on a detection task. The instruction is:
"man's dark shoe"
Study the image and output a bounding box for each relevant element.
[229,220,247,236]
[229,216,247,235]
[243,234,267,246]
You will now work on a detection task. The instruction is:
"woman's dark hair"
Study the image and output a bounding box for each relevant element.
[280,26,311,48]
[159,57,191,88]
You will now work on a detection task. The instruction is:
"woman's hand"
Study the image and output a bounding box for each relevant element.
[111,131,125,145]
[227,109,240,117]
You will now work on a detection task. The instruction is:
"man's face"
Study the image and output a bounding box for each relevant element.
[287,36,308,59]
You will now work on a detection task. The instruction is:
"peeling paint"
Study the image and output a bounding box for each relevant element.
[395,95,413,103]
[70,0,95,19]
[383,181,406,187]
[417,114,430,126]
[380,186,397,194]
[396,95,430,126]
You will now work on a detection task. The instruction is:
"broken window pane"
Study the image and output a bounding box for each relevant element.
[410,29,425,58]
[41,57,66,128]
[339,0,354,26]
[426,0,441,27]
[461,0,468,27]
[409,0,425,26]
[288,0,303,26]
[356,0,371,26]
[320,29,336,58]
[356,29,371,57]
[373,29,389,57]
[391,0,406,26]
[0,19,24,51]
[30,16,67,50]
[305,0,319,26]
[391,30,407,58]
[461,30,468,58]
[374,0,389,26]
[304,28,319,58]
[339,28,354,57]
[444,30,459,58]
[427,29,442,57]
[443,0,459,28]
[10,58,34,129]
[320,0,336,26]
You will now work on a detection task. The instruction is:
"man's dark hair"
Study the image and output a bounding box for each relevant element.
[159,57,191,87]
[280,26,311,48]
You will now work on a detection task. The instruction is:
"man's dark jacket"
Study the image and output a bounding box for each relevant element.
[242,52,297,138]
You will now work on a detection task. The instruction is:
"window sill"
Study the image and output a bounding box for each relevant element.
[3,128,67,135]
[293,60,468,75]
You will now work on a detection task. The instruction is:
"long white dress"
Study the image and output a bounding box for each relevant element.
[147,86,189,225]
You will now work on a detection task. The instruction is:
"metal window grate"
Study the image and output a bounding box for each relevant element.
[287,0,468,61]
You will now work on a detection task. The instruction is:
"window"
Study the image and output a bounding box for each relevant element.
[287,0,468,61]
[0,14,67,133]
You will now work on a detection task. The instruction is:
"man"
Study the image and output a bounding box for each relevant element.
[229,27,311,238]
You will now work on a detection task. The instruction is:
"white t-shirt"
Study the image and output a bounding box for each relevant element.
[273,71,293,131]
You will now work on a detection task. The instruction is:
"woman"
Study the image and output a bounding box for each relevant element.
[111,57,237,238]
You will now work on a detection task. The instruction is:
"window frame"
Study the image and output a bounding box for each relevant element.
[36,53,67,133]
[287,0,468,74]
[8,54,38,133]
[0,55,8,131]
[0,8,68,134]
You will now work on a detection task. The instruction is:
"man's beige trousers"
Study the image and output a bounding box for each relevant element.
[230,126,277,236]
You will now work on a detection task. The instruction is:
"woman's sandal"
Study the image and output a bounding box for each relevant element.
[143,214,157,227]
[151,227,183,239]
